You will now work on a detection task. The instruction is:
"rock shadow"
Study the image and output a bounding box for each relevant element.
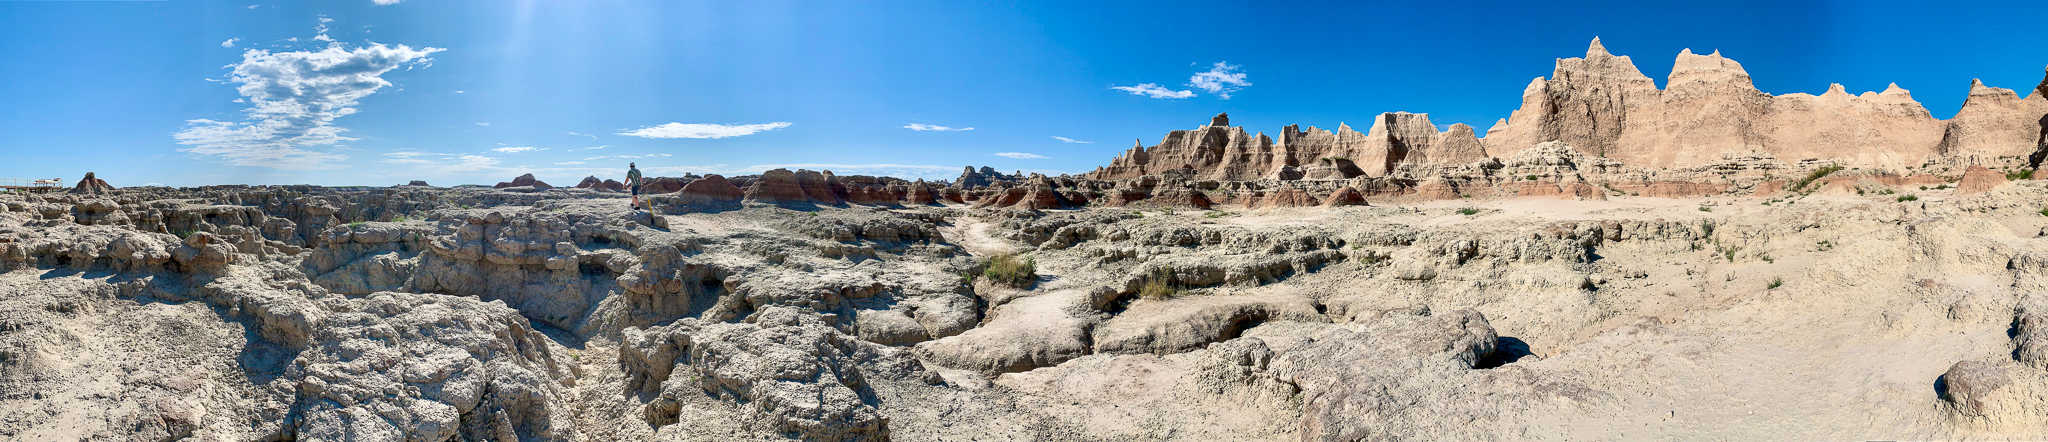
[1476,336,1534,369]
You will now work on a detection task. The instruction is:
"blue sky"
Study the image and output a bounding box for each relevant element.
[1,1,2045,187]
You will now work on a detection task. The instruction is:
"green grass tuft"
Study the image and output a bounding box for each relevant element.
[1457,208,1480,216]
[1789,165,1844,193]
[1767,277,1783,290]
[980,254,1037,288]
[1139,268,1179,300]
[1896,194,1918,202]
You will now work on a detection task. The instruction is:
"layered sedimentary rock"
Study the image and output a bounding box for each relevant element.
[70,172,113,195]
[493,173,552,189]
[1092,38,2047,184]
[1939,72,2048,165]
[957,166,1023,189]
[1089,112,1490,181]
[574,176,626,192]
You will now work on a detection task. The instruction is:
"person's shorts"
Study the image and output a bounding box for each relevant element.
[630,185,641,195]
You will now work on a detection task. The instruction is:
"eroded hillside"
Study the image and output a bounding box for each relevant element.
[5,177,2048,440]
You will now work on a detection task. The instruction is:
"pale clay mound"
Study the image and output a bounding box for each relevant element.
[4,177,2048,440]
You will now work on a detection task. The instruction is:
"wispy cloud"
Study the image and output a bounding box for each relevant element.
[555,161,585,166]
[174,42,444,169]
[1187,61,1250,99]
[1051,136,1092,144]
[903,123,974,132]
[220,38,238,48]
[453,90,465,94]
[584,153,672,161]
[580,145,607,150]
[245,4,259,9]
[994,152,1049,159]
[474,122,490,127]
[492,146,543,153]
[567,131,597,140]
[381,151,431,164]
[372,0,401,5]
[618,122,791,139]
[1110,83,1194,99]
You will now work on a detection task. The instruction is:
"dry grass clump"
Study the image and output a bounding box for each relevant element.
[1139,268,1178,300]
[980,254,1037,288]
[1789,165,1844,193]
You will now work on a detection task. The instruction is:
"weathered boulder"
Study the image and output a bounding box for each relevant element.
[621,306,923,439]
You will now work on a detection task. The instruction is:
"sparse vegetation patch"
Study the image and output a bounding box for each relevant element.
[1789,165,1844,193]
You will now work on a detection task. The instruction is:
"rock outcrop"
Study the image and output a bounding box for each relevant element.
[574,176,626,192]
[493,173,552,190]
[69,172,113,195]
[676,174,743,206]
[1089,40,2048,182]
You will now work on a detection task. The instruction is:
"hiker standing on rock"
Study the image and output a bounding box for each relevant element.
[626,162,643,210]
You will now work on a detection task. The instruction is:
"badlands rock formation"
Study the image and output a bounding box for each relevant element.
[69,172,113,195]
[5,39,2047,440]
[1090,38,2048,182]
[6,175,2048,440]
[495,173,553,190]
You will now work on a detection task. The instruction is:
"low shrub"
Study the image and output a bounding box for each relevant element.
[981,254,1037,288]
[1789,165,1844,193]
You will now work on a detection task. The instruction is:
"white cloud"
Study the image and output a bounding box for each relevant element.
[567,131,597,140]
[220,38,238,48]
[245,4,259,9]
[492,146,543,153]
[1111,83,1195,99]
[555,161,585,166]
[584,153,671,161]
[618,122,791,139]
[174,42,444,169]
[994,152,1049,159]
[381,151,434,165]
[444,154,500,172]
[372,0,401,5]
[903,123,974,132]
[1051,136,1092,144]
[474,122,490,127]
[1187,61,1250,99]
[314,17,335,42]
[580,145,607,150]
[453,90,465,94]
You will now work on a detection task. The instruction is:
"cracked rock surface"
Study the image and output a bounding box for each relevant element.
[5,180,2048,440]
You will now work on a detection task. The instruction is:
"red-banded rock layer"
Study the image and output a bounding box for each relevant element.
[1957,165,2010,194]
[1253,188,1319,209]
[1322,187,1367,207]
[678,175,743,204]
[70,172,114,194]
[493,173,551,189]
